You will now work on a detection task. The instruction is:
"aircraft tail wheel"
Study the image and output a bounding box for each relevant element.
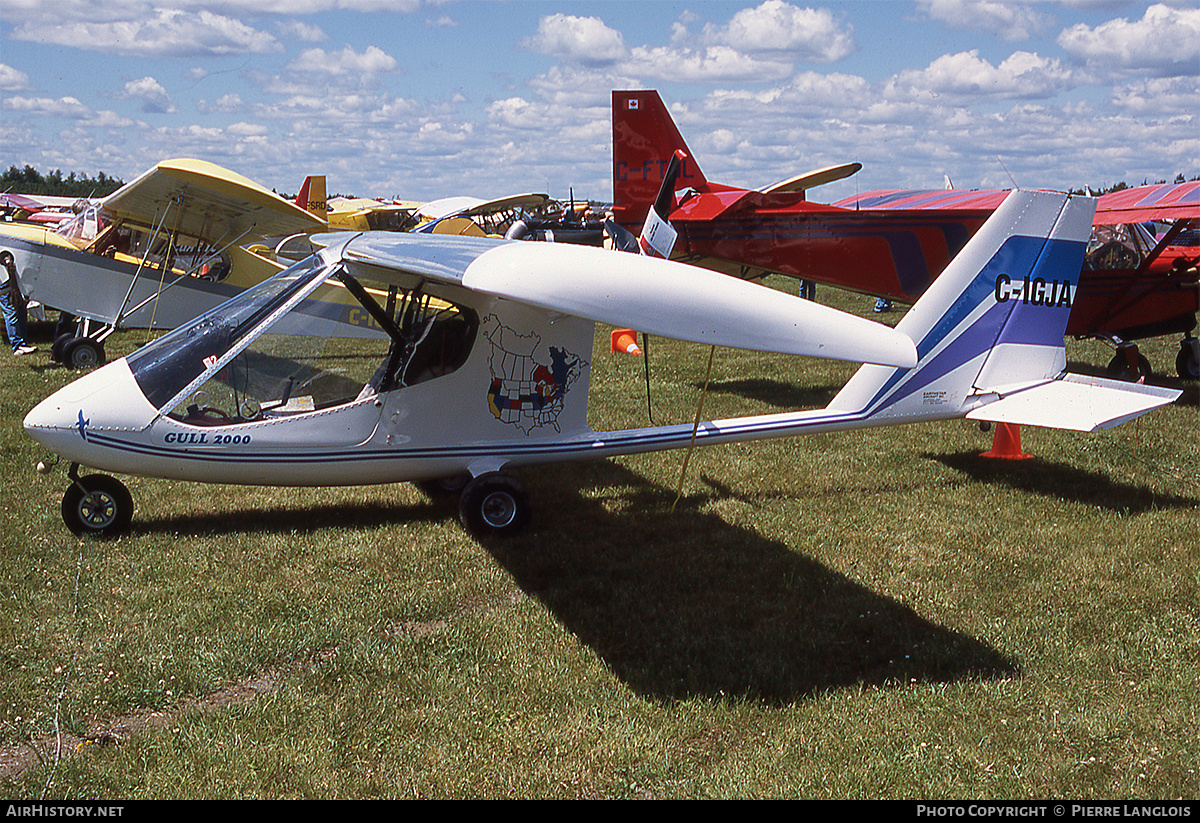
[62,474,133,537]
[63,337,105,369]
[458,472,531,538]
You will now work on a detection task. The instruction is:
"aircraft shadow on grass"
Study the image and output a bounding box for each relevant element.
[489,460,1018,705]
[129,497,450,537]
[930,451,1200,514]
[124,458,1018,705]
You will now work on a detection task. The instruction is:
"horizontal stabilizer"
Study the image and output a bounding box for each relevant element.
[967,374,1181,432]
[464,241,917,368]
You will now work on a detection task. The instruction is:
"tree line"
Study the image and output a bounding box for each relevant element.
[2,165,125,198]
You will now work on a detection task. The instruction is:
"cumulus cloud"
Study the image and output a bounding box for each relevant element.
[1,95,136,130]
[522,14,629,66]
[11,8,281,58]
[2,95,94,118]
[0,63,31,91]
[699,1,856,61]
[523,5,844,83]
[122,76,177,114]
[1058,3,1200,76]
[287,45,399,80]
[916,0,1054,42]
[277,20,328,43]
[1109,76,1200,116]
[885,50,1076,100]
[621,44,794,83]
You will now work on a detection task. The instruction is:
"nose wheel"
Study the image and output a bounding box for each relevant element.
[61,473,133,537]
[458,472,531,538]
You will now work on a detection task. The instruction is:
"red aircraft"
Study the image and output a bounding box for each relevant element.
[611,90,1200,379]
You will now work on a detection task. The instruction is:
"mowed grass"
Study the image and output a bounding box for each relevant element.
[1,284,1197,799]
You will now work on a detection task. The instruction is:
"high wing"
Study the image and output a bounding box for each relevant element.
[453,193,550,218]
[761,162,862,195]
[835,180,1200,226]
[416,193,550,224]
[320,231,917,369]
[103,158,326,243]
[1095,180,1200,223]
[831,189,1012,211]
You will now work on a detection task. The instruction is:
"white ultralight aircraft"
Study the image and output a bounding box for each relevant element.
[24,190,1180,538]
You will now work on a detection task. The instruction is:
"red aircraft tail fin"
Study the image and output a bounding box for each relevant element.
[612,90,707,228]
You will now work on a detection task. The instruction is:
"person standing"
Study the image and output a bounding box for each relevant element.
[1,253,37,355]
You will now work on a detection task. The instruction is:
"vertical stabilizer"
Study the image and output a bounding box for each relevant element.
[295,175,328,221]
[612,90,707,227]
[828,190,1096,424]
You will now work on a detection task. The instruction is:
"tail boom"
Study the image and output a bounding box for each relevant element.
[575,190,1180,464]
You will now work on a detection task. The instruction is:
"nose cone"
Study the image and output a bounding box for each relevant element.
[24,358,159,458]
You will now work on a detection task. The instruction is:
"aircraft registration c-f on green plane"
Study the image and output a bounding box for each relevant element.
[24,190,1180,539]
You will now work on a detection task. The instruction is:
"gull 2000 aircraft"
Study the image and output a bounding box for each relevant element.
[24,190,1180,538]
[613,90,1200,379]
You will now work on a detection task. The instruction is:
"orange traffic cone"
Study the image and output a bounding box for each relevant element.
[981,422,1031,459]
[610,328,641,356]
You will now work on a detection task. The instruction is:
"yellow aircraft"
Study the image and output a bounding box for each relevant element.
[0,158,326,366]
[293,175,553,239]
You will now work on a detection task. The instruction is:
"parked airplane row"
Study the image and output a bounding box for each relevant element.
[4,91,1196,539]
[610,90,1200,380]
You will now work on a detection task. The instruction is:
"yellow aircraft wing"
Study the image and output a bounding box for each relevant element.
[102,158,326,242]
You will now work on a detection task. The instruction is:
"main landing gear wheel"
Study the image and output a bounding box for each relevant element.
[1177,337,1200,380]
[1106,349,1152,382]
[62,337,105,369]
[458,472,531,538]
[51,333,75,362]
[61,474,133,537]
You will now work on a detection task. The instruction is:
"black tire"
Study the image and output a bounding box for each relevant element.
[62,474,133,537]
[1106,350,1152,382]
[51,333,75,362]
[63,337,105,369]
[458,472,531,538]
[1177,340,1200,380]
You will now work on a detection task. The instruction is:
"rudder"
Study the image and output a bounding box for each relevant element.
[612,90,707,228]
[828,190,1095,423]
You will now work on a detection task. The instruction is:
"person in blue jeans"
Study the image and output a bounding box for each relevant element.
[1,254,37,355]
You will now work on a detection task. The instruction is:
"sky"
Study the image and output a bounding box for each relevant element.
[1,0,1197,206]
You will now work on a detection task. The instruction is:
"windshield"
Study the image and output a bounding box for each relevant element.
[128,253,336,410]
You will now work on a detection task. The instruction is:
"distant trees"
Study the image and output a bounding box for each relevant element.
[1070,173,1198,197]
[1,165,125,198]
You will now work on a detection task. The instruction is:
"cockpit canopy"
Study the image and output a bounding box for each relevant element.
[126,250,477,425]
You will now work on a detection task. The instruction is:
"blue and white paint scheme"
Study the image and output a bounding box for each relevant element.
[23,190,1180,537]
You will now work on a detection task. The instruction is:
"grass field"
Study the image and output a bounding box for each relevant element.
[1,285,1197,799]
